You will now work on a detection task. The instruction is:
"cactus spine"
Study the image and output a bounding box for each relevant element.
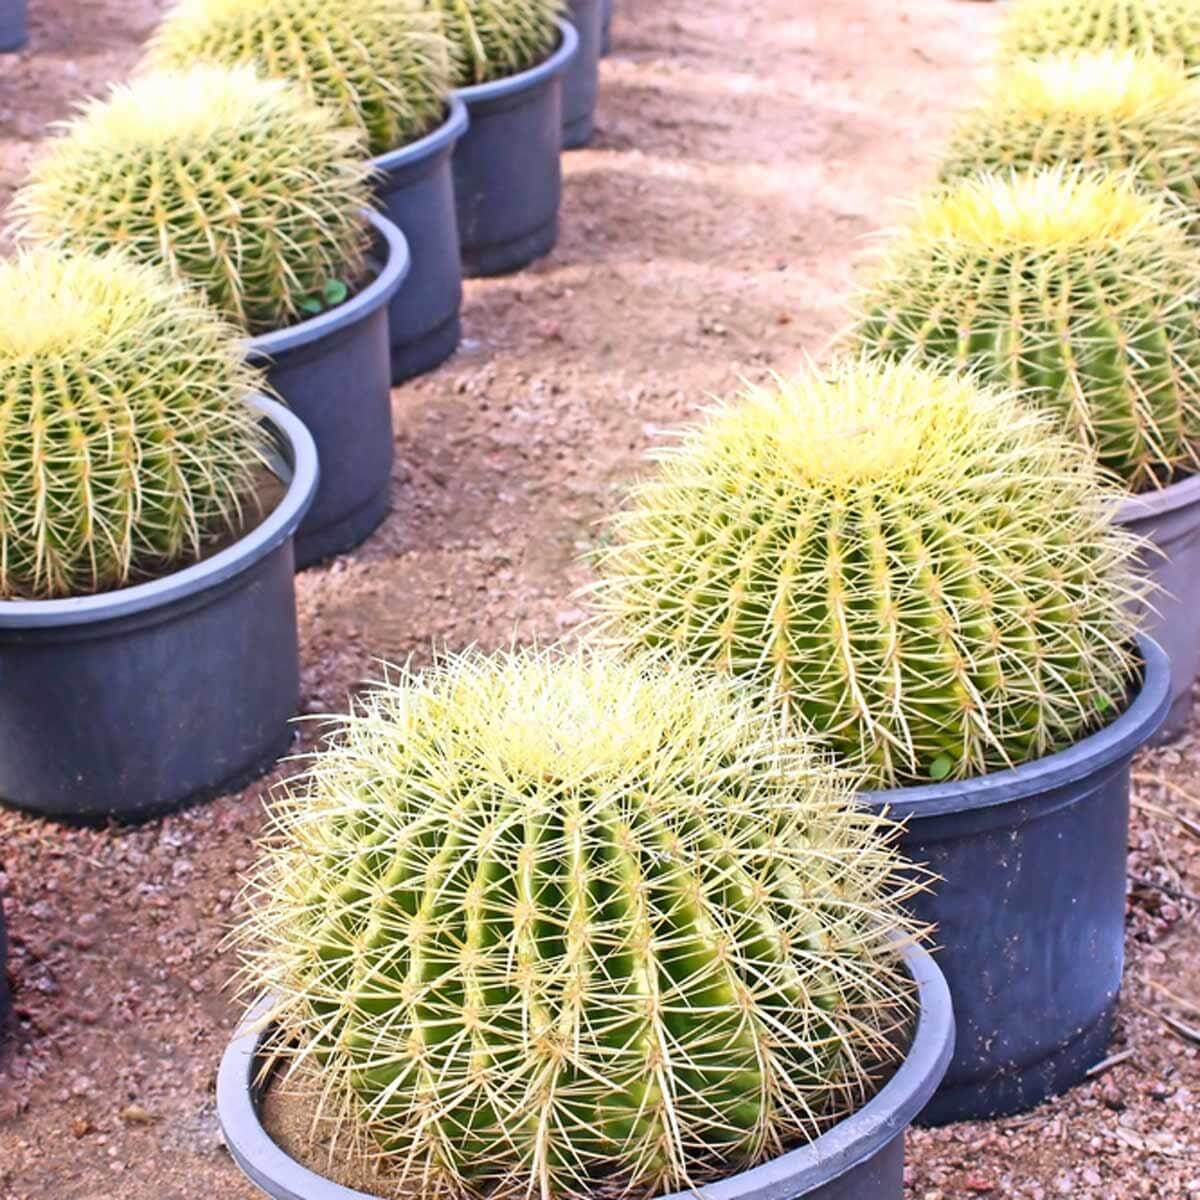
[589,359,1145,787]
[0,251,266,599]
[13,67,372,335]
[850,167,1200,491]
[240,648,924,1200]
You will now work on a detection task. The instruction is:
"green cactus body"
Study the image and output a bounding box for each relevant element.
[431,0,564,86]
[0,251,267,599]
[145,0,452,158]
[589,360,1144,788]
[941,52,1200,222]
[1000,0,1200,67]
[13,67,372,335]
[850,168,1200,492]
[242,649,922,1199]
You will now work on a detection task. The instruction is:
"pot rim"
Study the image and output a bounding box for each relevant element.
[216,940,953,1200]
[370,96,469,177]
[863,634,1170,819]
[0,395,317,629]
[1116,469,1200,525]
[454,17,580,106]
[247,211,410,361]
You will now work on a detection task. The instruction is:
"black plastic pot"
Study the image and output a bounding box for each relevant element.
[371,99,469,383]
[0,397,317,823]
[453,19,579,277]
[864,636,1170,1125]
[601,0,613,55]
[1117,475,1200,741]
[0,0,26,52]
[563,0,602,148]
[248,211,408,569]
[217,941,952,1200]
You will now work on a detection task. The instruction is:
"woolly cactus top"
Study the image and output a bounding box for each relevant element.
[240,647,923,1200]
[13,67,372,334]
[430,0,565,86]
[590,360,1145,788]
[1000,0,1200,68]
[145,0,452,157]
[0,251,266,599]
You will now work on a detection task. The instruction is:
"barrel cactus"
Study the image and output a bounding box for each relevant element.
[13,67,372,335]
[0,250,266,600]
[1000,0,1200,68]
[430,0,564,86]
[240,647,924,1199]
[589,359,1144,788]
[849,167,1200,492]
[144,0,452,157]
[941,51,1200,219]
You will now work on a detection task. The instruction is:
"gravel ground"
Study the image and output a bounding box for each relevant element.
[0,0,1198,1197]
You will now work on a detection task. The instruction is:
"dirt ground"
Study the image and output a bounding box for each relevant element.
[1,0,1198,1197]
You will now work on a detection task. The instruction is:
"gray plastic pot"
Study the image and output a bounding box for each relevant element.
[216,941,952,1200]
[453,19,579,277]
[371,99,469,383]
[601,0,613,55]
[248,211,408,569]
[1117,474,1200,741]
[864,635,1170,1125]
[563,0,602,148]
[0,397,317,823]
[0,0,26,52]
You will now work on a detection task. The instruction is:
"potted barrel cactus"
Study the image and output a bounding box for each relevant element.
[12,66,408,569]
[1000,0,1200,67]
[851,167,1200,741]
[145,0,466,384]
[218,648,953,1200]
[0,249,317,821]
[429,0,579,274]
[590,358,1169,1123]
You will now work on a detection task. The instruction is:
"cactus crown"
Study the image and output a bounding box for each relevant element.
[1000,0,1200,68]
[240,647,924,1200]
[13,67,372,335]
[589,359,1145,788]
[0,250,267,600]
[850,167,1200,491]
[145,0,452,157]
[430,0,564,86]
[941,53,1200,217]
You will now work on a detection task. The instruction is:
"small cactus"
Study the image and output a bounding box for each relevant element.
[0,250,267,599]
[589,359,1144,788]
[13,67,372,335]
[1000,0,1200,69]
[240,647,924,1200]
[941,51,1200,220]
[850,167,1200,492]
[144,0,453,158]
[429,0,564,86]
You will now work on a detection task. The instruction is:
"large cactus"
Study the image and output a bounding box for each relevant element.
[1000,0,1200,68]
[144,0,452,157]
[240,647,923,1200]
[850,168,1200,492]
[429,0,565,86]
[13,67,372,335]
[941,51,1200,218]
[589,359,1144,788]
[0,250,266,599]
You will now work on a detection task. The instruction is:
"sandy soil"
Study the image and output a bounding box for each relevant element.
[1,0,1198,1197]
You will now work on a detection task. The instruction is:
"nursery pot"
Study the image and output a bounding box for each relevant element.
[1116,475,1200,741]
[601,0,613,55]
[453,19,579,277]
[0,397,317,823]
[563,0,603,148]
[863,635,1170,1126]
[0,0,26,52]
[371,99,469,383]
[248,211,409,569]
[216,940,953,1200]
